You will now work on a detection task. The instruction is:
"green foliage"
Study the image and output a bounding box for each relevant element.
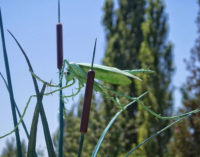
[102,0,174,156]
[167,1,200,156]
[166,120,196,157]
[136,0,174,156]
[101,0,145,156]
[1,138,26,157]
[0,138,44,157]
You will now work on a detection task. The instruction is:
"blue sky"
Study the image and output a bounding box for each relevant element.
[0,0,199,154]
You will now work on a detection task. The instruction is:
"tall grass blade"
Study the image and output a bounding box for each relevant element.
[0,72,30,139]
[8,30,56,157]
[91,91,148,157]
[1,71,39,157]
[0,9,22,157]
[28,84,46,157]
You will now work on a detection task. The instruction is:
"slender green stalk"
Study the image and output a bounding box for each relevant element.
[77,133,85,157]
[58,69,64,157]
[0,9,22,157]
[137,99,200,120]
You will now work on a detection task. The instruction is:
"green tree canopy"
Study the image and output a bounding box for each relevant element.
[102,0,174,156]
[167,1,200,156]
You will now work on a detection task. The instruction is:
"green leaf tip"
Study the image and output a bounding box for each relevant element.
[58,0,61,23]
[91,38,97,70]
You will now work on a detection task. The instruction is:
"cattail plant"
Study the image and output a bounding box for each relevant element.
[57,0,64,157]
[77,39,97,157]
[56,23,63,69]
[80,69,95,133]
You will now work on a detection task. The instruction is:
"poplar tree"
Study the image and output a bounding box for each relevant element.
[135,0,174,156]
[101,0,145,156]
[167,1,200,156]
[54,0,173,156]
[102,0,173,156]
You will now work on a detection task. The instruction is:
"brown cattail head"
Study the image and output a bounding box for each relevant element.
[80,70,95,133]
[56,23,63,69]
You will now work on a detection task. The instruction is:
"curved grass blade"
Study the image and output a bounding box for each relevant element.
[0,72,30,139]
[0,94,35,139]
[8,30,56,157]
[0,9,22,156]
[91,91,148,157]
[0,74,40,157]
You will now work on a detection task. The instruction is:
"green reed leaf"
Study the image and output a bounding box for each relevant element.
[0,9,22,156]
[8,30,56,157]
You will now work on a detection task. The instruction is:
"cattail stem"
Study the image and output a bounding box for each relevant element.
[77,133,85,157]
[80,70,95,133]
[57,1,64,156]
[57,22,64,157]
[58,69,64,157]
[57,23,63,69]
